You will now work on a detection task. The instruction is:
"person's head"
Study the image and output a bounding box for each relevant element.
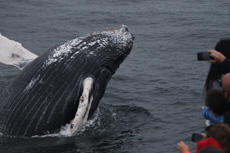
[205,39,230,92]
[206,123,230,153]
[196,137,223,153]
[222,73,230,101]
[206,90,228,116]
[215,39,230,58]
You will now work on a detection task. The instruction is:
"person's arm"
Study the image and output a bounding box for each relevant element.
[202,106,210,119]
[208,50,230,73]
[201,106,224,123]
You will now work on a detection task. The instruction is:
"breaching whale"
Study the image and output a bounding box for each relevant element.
[0,25,134,137]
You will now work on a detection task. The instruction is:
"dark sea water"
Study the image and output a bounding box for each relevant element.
[0,0,230,153]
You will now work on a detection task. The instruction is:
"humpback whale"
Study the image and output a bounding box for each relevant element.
[0,25,134,137]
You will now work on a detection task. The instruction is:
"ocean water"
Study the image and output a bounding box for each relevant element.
[0,0,230,152]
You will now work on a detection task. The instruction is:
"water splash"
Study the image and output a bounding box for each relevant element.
[31,108,100,138]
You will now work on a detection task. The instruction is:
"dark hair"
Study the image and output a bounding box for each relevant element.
[205,39,230,92]
[206,123,230,153]
[206,90,228,116]
[199,147,223,153]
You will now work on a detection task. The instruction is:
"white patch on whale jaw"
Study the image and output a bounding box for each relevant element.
[69,77,94,134]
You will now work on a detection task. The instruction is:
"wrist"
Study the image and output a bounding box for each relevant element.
[220,57,226,64]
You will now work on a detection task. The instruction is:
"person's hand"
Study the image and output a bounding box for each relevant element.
[177,141,189,153]
[201,133,207,138]
[208,50,226,64]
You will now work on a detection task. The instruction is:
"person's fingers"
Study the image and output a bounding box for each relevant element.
[177,141,181,147]
[208,50,217,62]
[177,141,184,147]
[207,50,225,64]
[201,133,206,138]
[208,50,217,54]
[209,50,217,57]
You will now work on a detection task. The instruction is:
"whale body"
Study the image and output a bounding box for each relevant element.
[0,25,134,137]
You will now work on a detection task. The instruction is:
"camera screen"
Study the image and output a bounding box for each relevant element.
[197,52,213,61]
[191,133,204,142]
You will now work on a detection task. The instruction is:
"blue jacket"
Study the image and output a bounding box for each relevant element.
[201,107,224,124]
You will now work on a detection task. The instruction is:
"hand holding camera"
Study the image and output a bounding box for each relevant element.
[197,50,226,64]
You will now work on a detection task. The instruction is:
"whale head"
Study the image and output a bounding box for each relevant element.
[101,25,135,55]
[91,25,135,75]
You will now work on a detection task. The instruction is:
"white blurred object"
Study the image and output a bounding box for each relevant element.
[0,33,38,70]
[205,120,210,127]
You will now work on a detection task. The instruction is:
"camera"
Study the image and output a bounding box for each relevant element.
[197,52,214,61]
[191,133,204,142]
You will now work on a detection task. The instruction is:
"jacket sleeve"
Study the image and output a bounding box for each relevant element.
[201,107,225,123]
[219,58,230,74]
[202,107,211,120]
